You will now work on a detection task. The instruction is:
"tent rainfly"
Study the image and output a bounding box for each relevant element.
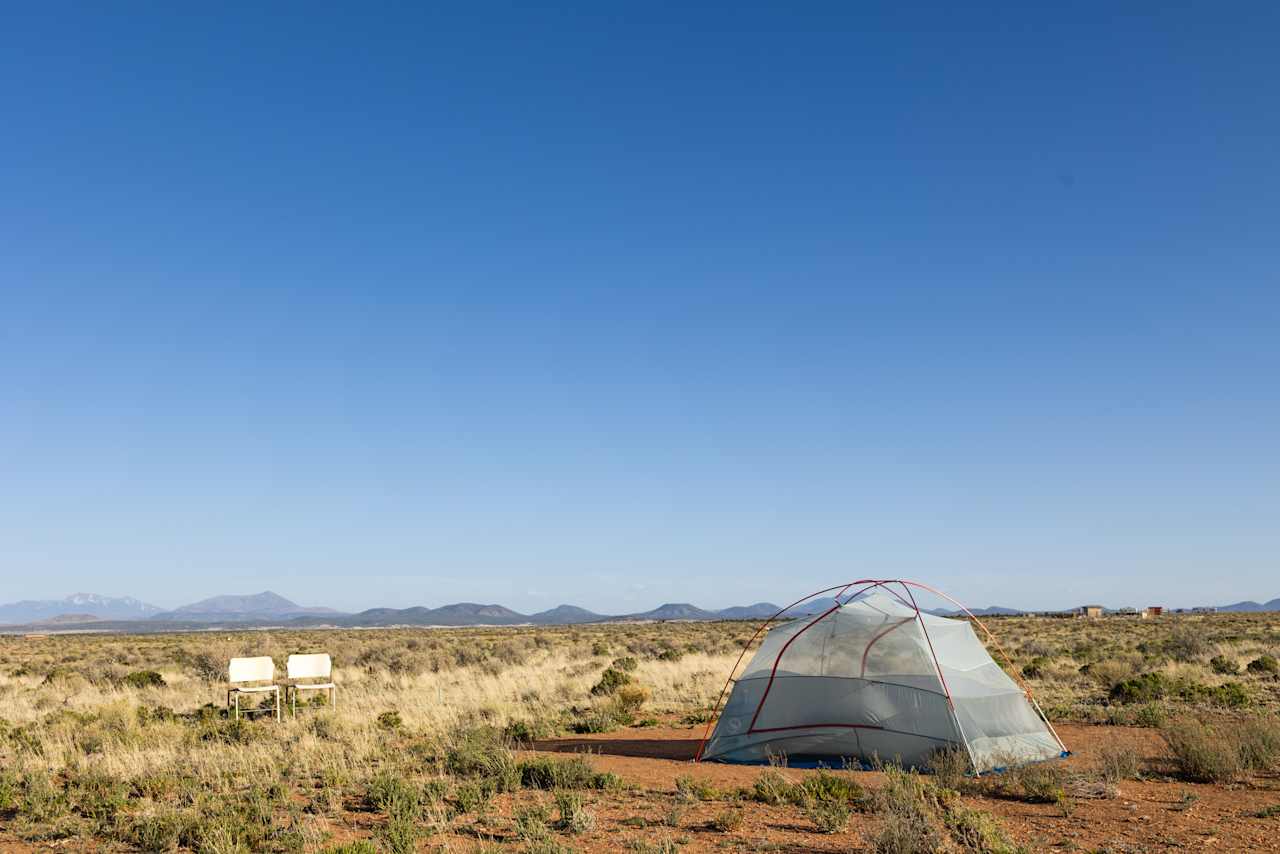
[696,580,1067,772]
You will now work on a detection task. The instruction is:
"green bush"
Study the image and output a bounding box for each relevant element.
[517,756,618,790]
[1247,655,1279,675]
[375,710,403,731]
[444,727,520,791]
[805,797,851,833]
[1109,672,1168,704]
[554,790,597,834]
[751,769,792,805]
[321,843,379,854]
[366,771,420,820]
[1209,655,1239,675]
[120,807,194,852]
[121,670,167,689]
[1204,681,1250,708]
[451,781,491,814]
[795,770,865,807]
[708,805,743,832]
[590,667,632,696]
[1161,717,1243,783]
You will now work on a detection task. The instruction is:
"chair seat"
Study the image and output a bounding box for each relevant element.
[230,684,279,694]
[292,682,335,690]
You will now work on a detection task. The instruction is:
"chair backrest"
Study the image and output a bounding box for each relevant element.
[287,653,331,680]
[228,656,275,684]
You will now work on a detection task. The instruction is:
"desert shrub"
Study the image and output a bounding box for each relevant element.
[627,837,680,854]
[674,775,719,802]
[65,767,130,827]
[1082,658,1136,688]
[1165,630,1209,662]
[366,771,420,819]
[805,797,852,833]
[611,684,649,719]
[1109,672,1169,704]
[568,707,620,734]
[679,709,714,725]
[928,746,972,790]
[708,805,743,832]
[513,803,552,842]
[376,710,403,731]
[871,766,947,854]
[322,844,379,854]
[750,769,792,805]
[998,761,1068,804]
[18,772,69,823]
[940,797,1025,854]
[611,656,638,672]
[554,790,597,834]
[1020,658,1047,679]
[1247,654,1279,675]
[503,717,555,744]
[1209,655,1239,675]
[1235,715,1280,770]
[452,781,491,814]
[0,770,19,812]
[1204,681,1250,708]
[590,667,632,696]
[1161,717,1243,783]
[517,756,617,790]
[181,650,224,682]
[120,806,194,852]
[121,670,166,689]
[445,727,520,791]
[795,770,865,807]
[379,814,421,854]
[1095,744,1142,783]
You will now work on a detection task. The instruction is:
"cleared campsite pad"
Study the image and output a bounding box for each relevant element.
[1,614,1279,851]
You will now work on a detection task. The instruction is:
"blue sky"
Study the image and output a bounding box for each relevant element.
[1,3,1277,612]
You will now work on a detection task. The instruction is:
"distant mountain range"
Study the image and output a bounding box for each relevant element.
[2,589,1278,632]
[151,591,342,622]
[1219,599,1280,613]
[0,594,160,624]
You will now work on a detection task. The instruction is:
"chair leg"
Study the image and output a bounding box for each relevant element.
[234,693,240,721]
[275,687,281,722]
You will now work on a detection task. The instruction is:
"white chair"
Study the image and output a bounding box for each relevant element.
[286,653,336,715]
[227,656,281,721]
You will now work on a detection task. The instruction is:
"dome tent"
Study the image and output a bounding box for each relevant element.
[696,580,1066,772]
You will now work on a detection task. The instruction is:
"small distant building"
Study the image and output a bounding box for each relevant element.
[1146,606,1164,617]
[1191,606,1218,615]
[1116,607,1138,616]
[1074,605,1105,619]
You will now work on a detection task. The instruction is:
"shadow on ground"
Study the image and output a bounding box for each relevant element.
[531,736,702,761]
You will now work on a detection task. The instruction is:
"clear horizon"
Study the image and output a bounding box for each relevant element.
[7,583,1276,617]
[3,4,1277,614]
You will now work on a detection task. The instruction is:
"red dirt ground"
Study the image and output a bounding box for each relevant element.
[4,722,1279,851]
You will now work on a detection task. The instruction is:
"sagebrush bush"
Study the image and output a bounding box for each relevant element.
[1095,743,1142,783]
[121,670,166,689]
[1161,717,1243,783]
[1247,655,1279,675]
[554,789,597,834]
